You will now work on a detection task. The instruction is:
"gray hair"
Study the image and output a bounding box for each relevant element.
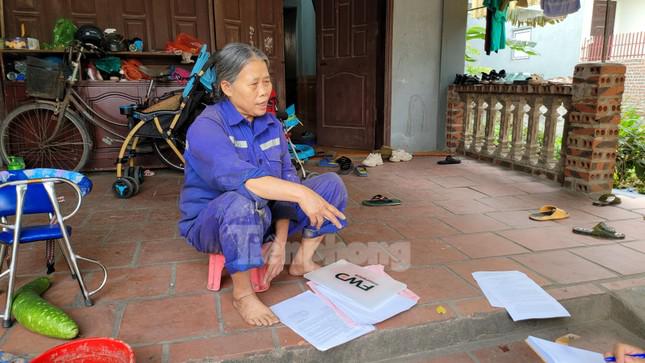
[213,42,270,101]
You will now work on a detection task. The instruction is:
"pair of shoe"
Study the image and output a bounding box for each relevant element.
[389,149,412,162]
[481,69,506,84]
[453,74,480,85]
[362,152,384,167]
[503,72,531,85]
[335,156,353,175]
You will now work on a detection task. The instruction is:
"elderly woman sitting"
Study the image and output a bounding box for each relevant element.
[178,43,347,327]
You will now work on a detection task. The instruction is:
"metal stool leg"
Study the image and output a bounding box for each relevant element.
[1,185,26,328]
[43,183,93,306]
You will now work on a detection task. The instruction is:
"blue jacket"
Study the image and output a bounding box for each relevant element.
[178,100,300,237]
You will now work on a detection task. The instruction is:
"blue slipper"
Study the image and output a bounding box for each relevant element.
[319,157,338,167]
[303,218,348,238]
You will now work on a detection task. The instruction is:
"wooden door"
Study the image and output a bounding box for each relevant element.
[316,0,379,149]
[255,0,285,105]
[214,0,285,106]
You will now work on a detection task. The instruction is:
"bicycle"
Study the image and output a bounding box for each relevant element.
[0,41,187,173]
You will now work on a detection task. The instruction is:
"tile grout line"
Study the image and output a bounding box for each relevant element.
[161,343,170,363]
[505,255,558,286]
[566,248,628,277]
[131,240,143,268]
[169,263,177,295]
[111,301,127,338]
[270,326,281,351]
[215,292,224,334]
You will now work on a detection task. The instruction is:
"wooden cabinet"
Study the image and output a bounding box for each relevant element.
[3,0,215,51]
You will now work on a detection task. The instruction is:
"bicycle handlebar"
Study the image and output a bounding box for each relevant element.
[68,40,106,57]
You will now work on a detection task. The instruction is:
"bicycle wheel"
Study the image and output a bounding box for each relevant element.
[0,102,92,171]
[152,132,186,172]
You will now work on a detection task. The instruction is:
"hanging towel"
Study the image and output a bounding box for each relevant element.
[541,0,580,17]
[484,0,508,55]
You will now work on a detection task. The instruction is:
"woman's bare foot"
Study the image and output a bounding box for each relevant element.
[232,294,279,327]
[288,261,321,276]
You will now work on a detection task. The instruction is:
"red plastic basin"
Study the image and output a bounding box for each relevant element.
[31,337,135,363]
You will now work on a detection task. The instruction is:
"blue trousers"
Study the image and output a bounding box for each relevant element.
[186,173,347,274]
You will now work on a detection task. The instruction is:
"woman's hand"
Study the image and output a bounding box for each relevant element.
[297,187,345,230]
[263,241,286,285]
[605,343,645,363]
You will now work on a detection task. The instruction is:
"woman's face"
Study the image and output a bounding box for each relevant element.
[221,58,272,121]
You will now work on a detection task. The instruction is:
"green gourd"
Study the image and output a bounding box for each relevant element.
[11,277,79,339]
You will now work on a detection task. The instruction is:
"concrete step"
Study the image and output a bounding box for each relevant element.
[224,289,645,363]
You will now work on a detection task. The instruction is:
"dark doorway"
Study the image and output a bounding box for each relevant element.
[283,6,298,109]
[315,0,387,150]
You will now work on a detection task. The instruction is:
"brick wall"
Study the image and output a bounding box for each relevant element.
[621,58,645,116]
[564,63,626,195]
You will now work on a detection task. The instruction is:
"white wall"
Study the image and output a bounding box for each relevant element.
[390,0,444,151]
[466,0,593,79]
[614,0,645,34]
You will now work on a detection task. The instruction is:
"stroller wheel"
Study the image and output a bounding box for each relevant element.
[131,166,144,184]
[124,176,140,195]
[113,178,135,199]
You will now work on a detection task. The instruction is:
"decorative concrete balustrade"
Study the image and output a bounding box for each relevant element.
[445,63,627,195]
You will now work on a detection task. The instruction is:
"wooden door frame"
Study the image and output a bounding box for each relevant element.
[383,0,393,146]
[314,0,392,148]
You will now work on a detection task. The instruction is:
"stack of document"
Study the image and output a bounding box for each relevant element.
[472,271,570,321]
[525,336,606,363]
[270,260,418,351]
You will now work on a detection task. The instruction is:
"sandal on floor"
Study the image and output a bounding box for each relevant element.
[362,194,401,207]
[592,193,621,206]
[529,205,569,221]
[438,155,461,165]
[336,156,353,175]
[319,156,338,168]
[354,166,368,177]
[572,222,625,239]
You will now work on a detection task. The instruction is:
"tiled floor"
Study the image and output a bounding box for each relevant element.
[1,156,644,362]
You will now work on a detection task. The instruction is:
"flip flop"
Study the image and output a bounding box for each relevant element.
[335,156,353,175]
[362,194,401,207]
[354,166,368,177]
[529,205,569,221]
[592,193,621,206]
[438,155,461,165]
[572,222,625,239]
[318,157,338,168]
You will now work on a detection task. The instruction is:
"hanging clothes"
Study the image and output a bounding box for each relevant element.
[484,0,509,55]
[507,5,566,27]
[540,0,581,17]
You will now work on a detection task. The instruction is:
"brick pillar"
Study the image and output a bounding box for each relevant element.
[445,85,464,153]
[564,63,626,195]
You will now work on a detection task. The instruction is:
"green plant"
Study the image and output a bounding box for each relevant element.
[614,108,645,193]
[464,25,539,75]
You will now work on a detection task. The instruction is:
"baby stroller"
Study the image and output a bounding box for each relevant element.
[113,45,216,198]
[273,103,316,180]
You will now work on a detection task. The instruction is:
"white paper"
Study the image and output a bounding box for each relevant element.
[525,336,605,363]
[308,281,417,325]
[304,259,407,311]
[472,271,570,321]
[270,291,375,351]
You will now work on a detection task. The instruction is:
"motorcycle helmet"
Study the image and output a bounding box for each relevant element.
[75,25,104,47]
[104,33,126,52]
